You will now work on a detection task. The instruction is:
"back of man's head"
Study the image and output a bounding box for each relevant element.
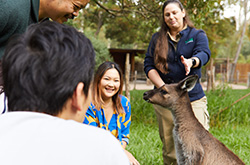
[2,21,95,116]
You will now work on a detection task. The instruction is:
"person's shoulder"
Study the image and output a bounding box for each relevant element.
[188,26,205,34]
[0,0,30,12]
[0,112,130,164]
[152,32,159,37]
[88,102,97,111]
[120,95,130,103]
[0,0,32,29]
[151,32,160,40]
[183,26,206,38]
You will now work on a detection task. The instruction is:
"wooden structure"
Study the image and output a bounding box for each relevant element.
[109,48,146,98]
[109,48,146,80]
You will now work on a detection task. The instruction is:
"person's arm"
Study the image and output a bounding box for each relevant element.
[144,33,165,88]
[121,132,140,165]
[123,149,140,165]
[180,30,210,76]
[180,56,200,75]
[121,96,140,165]
[148,69,165,88]
[191,30,211,67]
[121,96,131,145]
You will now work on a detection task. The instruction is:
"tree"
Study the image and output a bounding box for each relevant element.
[205,16,237,59]
[78,0,225,49]
[85,30,113,69]
[229,0,248,82]
[241,37,250,58]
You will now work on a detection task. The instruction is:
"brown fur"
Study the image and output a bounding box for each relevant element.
[143,75,245,165]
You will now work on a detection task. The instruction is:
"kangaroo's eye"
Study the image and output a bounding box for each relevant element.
[160,89,168,95]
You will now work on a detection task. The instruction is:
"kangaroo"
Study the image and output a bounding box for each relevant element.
[143,75,245,165]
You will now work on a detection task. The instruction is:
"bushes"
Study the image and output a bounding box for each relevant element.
[206,87,250,127]
[84,31,113,69]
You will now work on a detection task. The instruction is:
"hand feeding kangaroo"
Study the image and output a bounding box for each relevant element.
[143,75,245,165]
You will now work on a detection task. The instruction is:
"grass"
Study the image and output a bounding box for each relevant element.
[126,88,250,165]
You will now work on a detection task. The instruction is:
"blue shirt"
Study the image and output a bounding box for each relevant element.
[83,95,131,145]
[144,26,211,102]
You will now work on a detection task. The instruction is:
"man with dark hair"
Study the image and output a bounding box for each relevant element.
[0,0,90,113]
[0,21,129,165]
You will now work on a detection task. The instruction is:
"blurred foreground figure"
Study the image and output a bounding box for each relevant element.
[0,21,129,165]
[0,0,90,113]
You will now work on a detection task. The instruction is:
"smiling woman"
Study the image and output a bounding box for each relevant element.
[144,0,211,164]
[83,61,140,165]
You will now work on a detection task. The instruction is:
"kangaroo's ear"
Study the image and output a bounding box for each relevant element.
[178,75,199,92]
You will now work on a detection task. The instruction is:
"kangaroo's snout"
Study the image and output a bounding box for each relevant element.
[143,92,147,96]
[143,91,152,102]
[143,92,148,100]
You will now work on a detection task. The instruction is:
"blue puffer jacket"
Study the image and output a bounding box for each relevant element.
[144,26,211,102]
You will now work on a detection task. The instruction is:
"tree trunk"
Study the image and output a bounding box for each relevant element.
[125,53,130,100]
[229,0,248,82]
[95,11,104,36]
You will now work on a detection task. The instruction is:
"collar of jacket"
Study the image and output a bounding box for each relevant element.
[31,0,40,22]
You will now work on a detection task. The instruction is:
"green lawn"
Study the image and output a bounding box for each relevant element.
[126,88,250,164]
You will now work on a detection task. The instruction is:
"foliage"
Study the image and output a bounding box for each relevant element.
[205,16,237,59]
[69,0,250,65]
[65,17,113,69]
[128,89,249,164]
[247,24,250,39]
[64,11,85,32]
[241,36,250,58]
[206,87,250,127]
[84,30,113,69]
[75,0,229,50]
[237,54,246,63]
[183,0,223,29]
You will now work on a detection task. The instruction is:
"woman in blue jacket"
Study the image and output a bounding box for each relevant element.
[144,0,211,164]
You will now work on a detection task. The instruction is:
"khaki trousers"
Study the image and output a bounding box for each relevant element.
[153,96,209,165]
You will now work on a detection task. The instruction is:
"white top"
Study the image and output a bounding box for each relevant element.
[0,112,129,165]
[0,92,7,114]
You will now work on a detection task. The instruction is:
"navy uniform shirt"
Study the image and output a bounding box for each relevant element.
[144,26,211,102]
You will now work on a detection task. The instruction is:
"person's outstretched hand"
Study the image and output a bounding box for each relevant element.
[180,55,193,75]
[124,149,140,165]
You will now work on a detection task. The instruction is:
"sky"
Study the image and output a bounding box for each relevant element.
[223,5,240,19]
[223,2,249,29]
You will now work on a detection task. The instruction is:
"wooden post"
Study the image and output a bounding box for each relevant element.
[247,72,250,88]
[125,53,130,99]
[207,68,211,92]
[220,64,224,86]
[133,70,137,90]
[220,64,223,76]
[212,66,215,90]
[222,71,225,88]
[227,57,230,82]
[209,58,214,91]
[236,70,239,84]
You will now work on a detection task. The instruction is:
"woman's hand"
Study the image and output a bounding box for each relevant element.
[180,55,193,75]
[124,149,140,165]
